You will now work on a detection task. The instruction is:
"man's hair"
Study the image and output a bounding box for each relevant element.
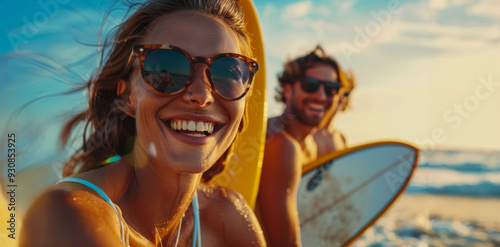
[275,45,342,103]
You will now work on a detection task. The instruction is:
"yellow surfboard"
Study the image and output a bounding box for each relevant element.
[210,0,267,209]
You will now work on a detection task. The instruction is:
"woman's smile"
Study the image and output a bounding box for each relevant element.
[168,120,215,137]
[159,111,227,145]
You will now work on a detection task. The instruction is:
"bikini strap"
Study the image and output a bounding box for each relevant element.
[58,177,201,247]
[192,191,202,247]
[57,177,127,246]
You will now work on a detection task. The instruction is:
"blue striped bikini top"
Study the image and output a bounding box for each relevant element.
[57,177,202,247]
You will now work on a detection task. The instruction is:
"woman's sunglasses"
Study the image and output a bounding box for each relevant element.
[125,44,259,101]
[298,76,342,96]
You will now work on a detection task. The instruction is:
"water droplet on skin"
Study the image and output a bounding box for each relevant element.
[202,185,216,198]
[220,188,228,198]
[148,143,157,157]
[72,197,77,201]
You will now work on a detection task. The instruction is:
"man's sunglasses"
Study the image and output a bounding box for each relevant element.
[298,77,342,96]
[126,44,259,101]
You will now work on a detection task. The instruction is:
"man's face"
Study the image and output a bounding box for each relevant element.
[286,64,339,126]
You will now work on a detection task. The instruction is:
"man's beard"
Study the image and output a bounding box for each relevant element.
[289,93,331,127]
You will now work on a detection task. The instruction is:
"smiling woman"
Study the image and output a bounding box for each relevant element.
[19,0,265,246]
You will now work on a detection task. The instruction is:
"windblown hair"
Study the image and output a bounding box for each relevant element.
[275,45,342,103]
[61,0,253,182]
[339,69,356,112]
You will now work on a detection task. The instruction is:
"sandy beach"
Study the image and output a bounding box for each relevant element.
[354,193,500,246]
[388,194,500,227]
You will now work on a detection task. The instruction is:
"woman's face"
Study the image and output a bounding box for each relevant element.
[126,12,246,174]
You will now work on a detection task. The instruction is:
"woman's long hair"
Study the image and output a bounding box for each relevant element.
[61,0,253,182]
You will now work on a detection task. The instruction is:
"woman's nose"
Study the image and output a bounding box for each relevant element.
[183,63,214,107]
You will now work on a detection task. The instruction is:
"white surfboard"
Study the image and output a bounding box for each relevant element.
[298,141,419,246]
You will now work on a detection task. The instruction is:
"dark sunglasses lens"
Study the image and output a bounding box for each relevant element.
[325,82,340,96]
[142,49,190,94]
[300,79,320,93]
[211,57,250,99]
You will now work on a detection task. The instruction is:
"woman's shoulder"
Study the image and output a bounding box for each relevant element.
[197,183,244,212]
[20,183,124,246]
[197,184,266,246]
[19,162,131,246]
[32,160,130,215]
[26,182,117,218]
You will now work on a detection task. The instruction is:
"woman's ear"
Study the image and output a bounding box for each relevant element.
[117,80,137,118]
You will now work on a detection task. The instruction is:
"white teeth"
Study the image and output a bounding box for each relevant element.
[308,103,324,110]
[169,120,216,134]
[196,122,204,132]
[188,121,196,131]
[184,133,205,137]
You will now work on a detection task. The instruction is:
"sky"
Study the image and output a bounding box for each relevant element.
[0,0,499,168]
[250,0,500,151]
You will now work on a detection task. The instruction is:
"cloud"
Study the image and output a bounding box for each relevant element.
[429,0,473,10]
[430,0,449,10]
[281,1,312,20]
[338,0,356,14]
[466,0,500,18]
[260,2,343,59]
[355,20,500,54]
[427,0,498,19]
[398,22,499,49]
[262,3,277,21]
[450,0,471,6]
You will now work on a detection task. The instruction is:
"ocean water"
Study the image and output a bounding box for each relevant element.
[407,149,500,198]
[353,148,500,247]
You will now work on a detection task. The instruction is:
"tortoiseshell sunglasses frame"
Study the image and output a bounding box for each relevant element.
[125,44,259,101]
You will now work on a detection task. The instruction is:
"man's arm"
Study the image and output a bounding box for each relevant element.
[257,133,302,247]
